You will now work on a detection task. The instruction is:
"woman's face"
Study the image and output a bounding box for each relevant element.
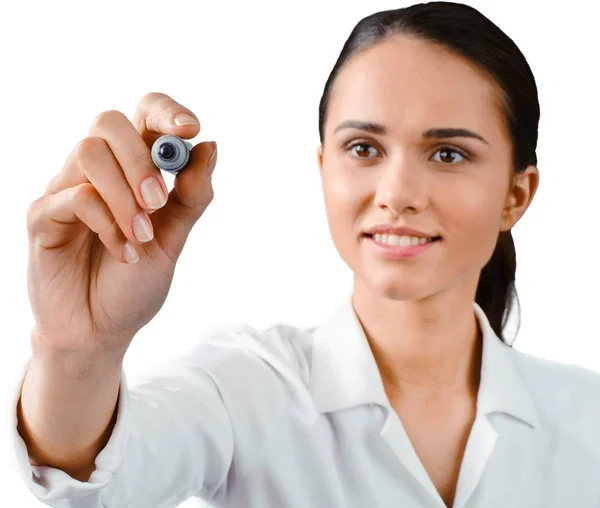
[317,35,539,301]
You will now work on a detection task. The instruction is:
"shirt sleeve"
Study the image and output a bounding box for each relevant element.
[7,332,238,508]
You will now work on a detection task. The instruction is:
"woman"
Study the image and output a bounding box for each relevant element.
[10,2,600,508]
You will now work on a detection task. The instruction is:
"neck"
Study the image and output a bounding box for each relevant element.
[352,281,483,400]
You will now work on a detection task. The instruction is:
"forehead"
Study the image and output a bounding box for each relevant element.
[328,35,504,139]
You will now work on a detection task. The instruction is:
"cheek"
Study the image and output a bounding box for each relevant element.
[322,167,360,201]
[321,172,366,250]
[437,182,505,263]
[446,192,500,232]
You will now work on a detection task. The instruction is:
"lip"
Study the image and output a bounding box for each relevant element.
[364,234,440,259]
[363,224,438,238]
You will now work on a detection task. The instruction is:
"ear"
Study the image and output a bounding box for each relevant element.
[500,165,540,231]
[316,144,324,173]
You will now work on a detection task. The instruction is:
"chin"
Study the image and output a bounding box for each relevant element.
[355,270,436,302]
[380,284,433,302]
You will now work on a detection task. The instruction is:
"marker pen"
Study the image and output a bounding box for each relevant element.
[151,135,193,175]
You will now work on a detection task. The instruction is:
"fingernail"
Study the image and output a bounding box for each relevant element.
[173,113,197,126]
[140,176,167,210]
[123,242,139,264]
[208,142,218,174]
[133,212,154,243]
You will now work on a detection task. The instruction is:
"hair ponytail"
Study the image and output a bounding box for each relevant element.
[476,230,520,344]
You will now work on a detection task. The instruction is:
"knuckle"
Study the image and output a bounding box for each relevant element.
[138,92,172,114]
[140,91,161,104]
[91,109,126,131]
[142,91,171,106]
[70,182,95,206]
[26,197,43,230]
[27,196,41,216]
[75,136,108,161]
[129,147,152,169]
[100,216,121,242]
[115,182,136,206]
[200,183,215,204]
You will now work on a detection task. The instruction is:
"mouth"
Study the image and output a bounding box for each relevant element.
[362,232,442,259]
[362,233,442,245]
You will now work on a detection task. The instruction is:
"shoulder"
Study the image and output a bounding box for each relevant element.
[509,346,600,405]
[508,347,600,446]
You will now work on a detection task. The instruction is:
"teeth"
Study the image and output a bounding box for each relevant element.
[373,233,432,246]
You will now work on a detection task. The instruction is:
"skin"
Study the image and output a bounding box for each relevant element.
[316,35,539,506]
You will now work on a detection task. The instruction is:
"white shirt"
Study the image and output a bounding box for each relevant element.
[8,293,600,508]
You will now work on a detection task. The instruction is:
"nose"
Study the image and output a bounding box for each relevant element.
[374,155,429,215]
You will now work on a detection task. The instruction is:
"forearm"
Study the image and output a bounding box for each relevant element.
[17,331,125,480]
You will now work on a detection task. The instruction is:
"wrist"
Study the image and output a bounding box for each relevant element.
[29,327,126,381]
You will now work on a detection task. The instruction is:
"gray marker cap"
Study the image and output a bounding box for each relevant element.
[151,135,193,176]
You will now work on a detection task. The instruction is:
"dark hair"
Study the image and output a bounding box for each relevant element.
[317,1,539,345]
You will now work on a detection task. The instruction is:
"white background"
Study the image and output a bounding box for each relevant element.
[1,0,598,505]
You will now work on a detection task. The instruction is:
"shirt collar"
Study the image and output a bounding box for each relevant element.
[308,291,540,428]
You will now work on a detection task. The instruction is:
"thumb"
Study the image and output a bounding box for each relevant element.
[149,140,217,262]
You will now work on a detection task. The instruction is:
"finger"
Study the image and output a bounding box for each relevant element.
[132,92,201,147]
[46,108,172,214]
[88,109,170,212]
[48,136,156,245]
[146,141,218,262]
[47,93,200,213]
[28,183,138,264]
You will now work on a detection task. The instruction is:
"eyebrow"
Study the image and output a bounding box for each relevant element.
[333,120,490,145]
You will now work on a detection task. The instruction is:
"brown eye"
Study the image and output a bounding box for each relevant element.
[348,142,378,159]
[431,147,467,164]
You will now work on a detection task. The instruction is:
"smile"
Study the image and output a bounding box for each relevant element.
[370,233,437,246]
[363,233,442,259]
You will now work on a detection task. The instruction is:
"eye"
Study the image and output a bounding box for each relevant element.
[431,147,468,164]
[347,142,379,160]
[344,142,470,164]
